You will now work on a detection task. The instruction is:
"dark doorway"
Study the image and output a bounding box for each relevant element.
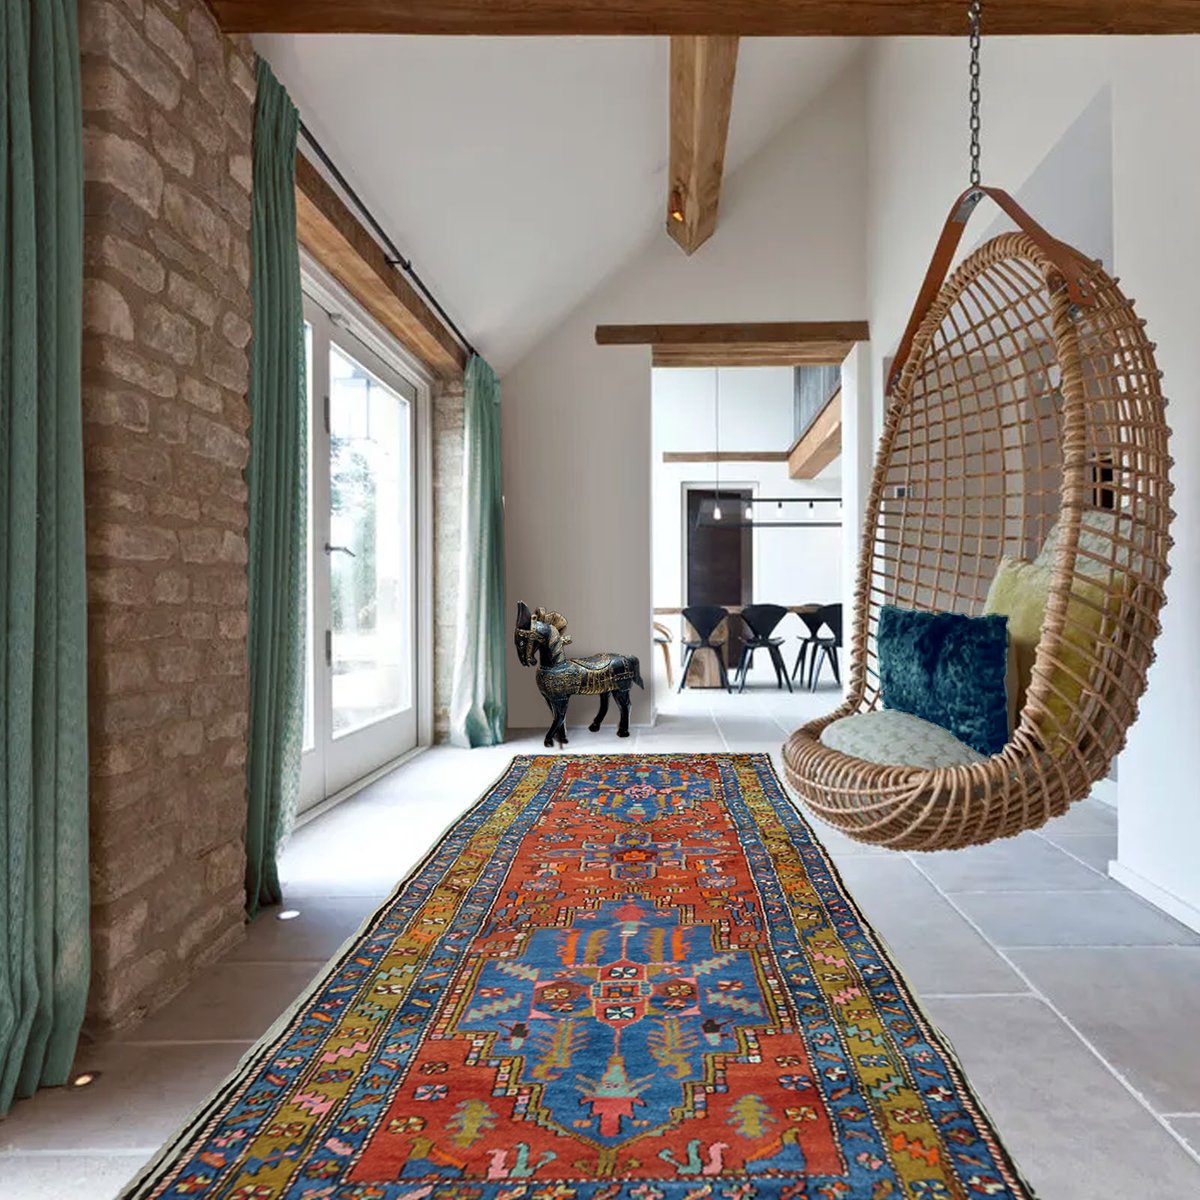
[687,488,752,667]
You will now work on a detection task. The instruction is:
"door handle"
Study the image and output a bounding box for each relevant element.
[323,542,356,558]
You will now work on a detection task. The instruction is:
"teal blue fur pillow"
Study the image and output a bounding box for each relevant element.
[877,606,1010,757]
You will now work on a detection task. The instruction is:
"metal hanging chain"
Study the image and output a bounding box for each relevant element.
[968,0,983,187]
[713,368,721,510]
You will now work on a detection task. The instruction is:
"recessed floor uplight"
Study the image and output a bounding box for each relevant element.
[277,909,301,921]
[71,1071,98,1088]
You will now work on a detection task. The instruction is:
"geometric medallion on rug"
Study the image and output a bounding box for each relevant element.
[122,754,1036,1200]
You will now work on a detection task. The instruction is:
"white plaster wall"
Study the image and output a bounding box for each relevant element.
[651,463,843,612]
[503,61,869,729]
[864,37,1200,926]
[1106,40,1200,927]
[652,366,796,453]
[839,342,873,642]
[651,366,841,620]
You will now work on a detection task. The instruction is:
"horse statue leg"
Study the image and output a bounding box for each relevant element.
[541,695,557,748]
[613,689,632,738]
[589,693,610,733]
[552,698,570,747]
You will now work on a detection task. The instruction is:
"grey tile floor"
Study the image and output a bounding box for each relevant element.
[3,675,1200,1197]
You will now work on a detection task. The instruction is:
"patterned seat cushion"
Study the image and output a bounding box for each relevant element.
[820,708,986,768]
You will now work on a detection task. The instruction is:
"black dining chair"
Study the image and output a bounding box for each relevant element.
[808,603,844,690]
[791,607,828,686]
[679,605,733,693]
[735,604,793,694]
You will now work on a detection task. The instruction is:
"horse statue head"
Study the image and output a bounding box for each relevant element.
[514,601,572,668]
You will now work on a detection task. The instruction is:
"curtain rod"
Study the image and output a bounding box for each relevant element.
[298,120,479,362]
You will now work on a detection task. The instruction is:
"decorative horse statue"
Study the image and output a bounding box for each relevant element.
[513,602,643,748]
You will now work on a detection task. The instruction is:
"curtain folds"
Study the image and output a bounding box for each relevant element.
[0,0,90,1114]
[244,59,306,917]
[449,356,507,748]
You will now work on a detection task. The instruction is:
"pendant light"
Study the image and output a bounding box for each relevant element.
[712,367,723,521]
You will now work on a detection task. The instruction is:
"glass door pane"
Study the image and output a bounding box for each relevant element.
[323,332,417,799]
[328,344,413,736]
[299,295,421,813]
[303,321,315,754]
[299,310,325,815]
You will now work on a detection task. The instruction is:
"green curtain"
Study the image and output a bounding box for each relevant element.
[449,356,507,747]
[0,0,90,1115]
[244,59,306,917]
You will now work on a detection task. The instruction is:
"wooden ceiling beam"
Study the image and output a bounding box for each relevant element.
[663,450,791,463]
[652,343,852,368]
[294,154,467,381]
[212,1,1200,36]
[596,320,867,366]
[667,36,738,255]
[596,321,869,346]
[789,388,842,479]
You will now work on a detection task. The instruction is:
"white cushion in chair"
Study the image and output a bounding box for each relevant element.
[1034,510,1144,580]
[820,709,987,769]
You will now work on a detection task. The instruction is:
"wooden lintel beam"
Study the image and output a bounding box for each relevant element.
[597,321,867,367]
[294,155,467,381]
[667,36,738,255]
[213,1,1200,36]
[596,321,869,347]
[652,343,852,368]
[663,451,790,464]
[789,388,842,479]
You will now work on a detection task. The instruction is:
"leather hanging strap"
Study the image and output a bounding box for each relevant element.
[887,186,1098,395]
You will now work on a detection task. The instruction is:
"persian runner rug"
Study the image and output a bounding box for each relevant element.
[124,754,1035,1200]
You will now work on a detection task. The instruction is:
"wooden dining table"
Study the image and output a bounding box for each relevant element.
[653,605,822,689]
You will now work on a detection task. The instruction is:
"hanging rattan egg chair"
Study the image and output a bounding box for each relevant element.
[782,186,1173,850]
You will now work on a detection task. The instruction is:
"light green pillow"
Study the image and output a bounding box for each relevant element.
[983,555,1122,745]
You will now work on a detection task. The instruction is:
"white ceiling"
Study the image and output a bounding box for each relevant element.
[255,35,862,372]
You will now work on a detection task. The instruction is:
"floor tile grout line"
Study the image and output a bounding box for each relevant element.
[1038,829,1119,841]
[272,895,392,902]
[214,959,330,967]
[906,854,1200,1170]
[933,887,1120,896]
[767,707,795,737]
[920,991,1035,999]
[111,1039,257,1047]
[2,1148,163,1158]
[712,703,732,753]
[972,943,1200,951]
[825,851,898,859]
[1030,827,1115,880]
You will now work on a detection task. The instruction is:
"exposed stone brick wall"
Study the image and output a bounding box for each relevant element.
[433,379,465,740]
[80,0,256,1027]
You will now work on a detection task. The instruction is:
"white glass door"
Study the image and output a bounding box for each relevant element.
[300,297,419,811]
